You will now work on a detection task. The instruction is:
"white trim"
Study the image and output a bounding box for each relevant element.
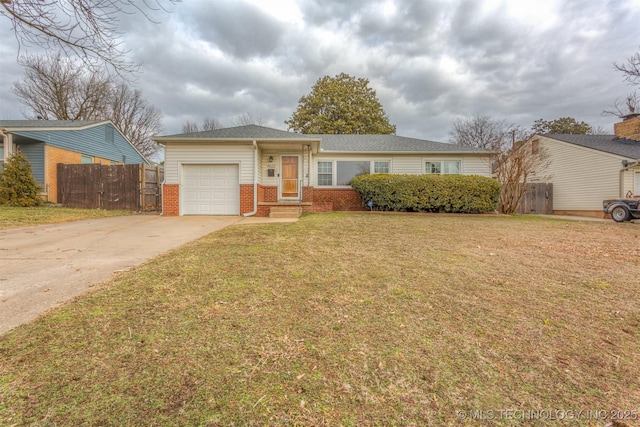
[422,158,463,175]
[314,158,392,188]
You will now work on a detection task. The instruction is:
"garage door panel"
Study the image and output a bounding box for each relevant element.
[182,164,239,215]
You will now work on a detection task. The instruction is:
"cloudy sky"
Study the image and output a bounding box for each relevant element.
[1,0,639,142]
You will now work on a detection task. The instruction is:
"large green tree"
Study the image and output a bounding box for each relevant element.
[531,117,593,134]
[285,73,396,134]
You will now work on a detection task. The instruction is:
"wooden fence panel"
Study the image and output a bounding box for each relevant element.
[517,183,553,214]
[140,165,164,212]
[58,164,152,211]
[102,164,140,210]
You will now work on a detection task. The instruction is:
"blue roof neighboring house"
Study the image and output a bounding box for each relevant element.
[0,120,148,202]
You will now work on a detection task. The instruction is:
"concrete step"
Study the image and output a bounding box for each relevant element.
[269,206,302,218]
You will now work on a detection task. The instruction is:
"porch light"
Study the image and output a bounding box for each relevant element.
[268,156,274,162]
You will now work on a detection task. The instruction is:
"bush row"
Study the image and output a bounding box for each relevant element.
[350,174,500,213]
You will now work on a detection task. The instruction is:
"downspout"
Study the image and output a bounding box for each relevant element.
[243,140,258,217]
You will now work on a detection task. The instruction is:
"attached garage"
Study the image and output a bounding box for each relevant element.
[182,164,239,215]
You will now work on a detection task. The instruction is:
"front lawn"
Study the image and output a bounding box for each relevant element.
[0,206,133,230]
[1,213,639,426]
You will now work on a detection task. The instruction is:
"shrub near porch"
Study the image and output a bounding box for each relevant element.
[350,174,500,213]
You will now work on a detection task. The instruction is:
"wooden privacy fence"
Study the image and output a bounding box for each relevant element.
[517,182,553,214]
[57,164,163,211]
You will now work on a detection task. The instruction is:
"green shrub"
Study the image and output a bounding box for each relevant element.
[0,150,42,207]
[350,174,500,213]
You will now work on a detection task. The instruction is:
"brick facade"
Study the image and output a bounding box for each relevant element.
[311,188,365,212]
[163,180,364,217]
[45,146,81,203]
[163,184,180,216]
[44,146,119,203]
[240,184,255,215]
[614,114,640,141]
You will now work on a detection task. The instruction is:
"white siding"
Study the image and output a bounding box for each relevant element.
[537,136,627,211]
[260,151,311,187]
[392,157,422,174]
[312,153,492,186]
[164,142,254,185]
[460,156,493,176]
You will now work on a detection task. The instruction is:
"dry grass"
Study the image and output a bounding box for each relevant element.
[0,213,639,426]
[0,206,133,230]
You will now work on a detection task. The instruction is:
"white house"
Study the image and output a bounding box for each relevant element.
[526,114,640,217]
[154,125,494,217]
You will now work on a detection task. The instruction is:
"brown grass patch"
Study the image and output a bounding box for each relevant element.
[0,213,639,426]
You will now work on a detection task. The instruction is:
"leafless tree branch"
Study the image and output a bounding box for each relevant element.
[1,0,179,74]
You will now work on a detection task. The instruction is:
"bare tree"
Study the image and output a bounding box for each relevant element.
[109,82,163,158]
[182,121,200,133]
[449,114,515,151]
[182,117,223,133]
[13,53,111,120]
[202,117,223,131]
[614,50,640,85]
[495,140,551,214]
[449,114,551,214]
[603,92,639,118]
[1,0,178,73]
[233,112,266,127]
[13,52,163,158]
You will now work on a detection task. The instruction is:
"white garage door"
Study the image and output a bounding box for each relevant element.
[182,164,239,215]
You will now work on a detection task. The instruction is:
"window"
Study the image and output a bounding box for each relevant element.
[317,161,333,186]
[425,160,460,175]
[81,155,94,164]
[374,161,390,174]
[318,160,391,186]
[425,161,441,174]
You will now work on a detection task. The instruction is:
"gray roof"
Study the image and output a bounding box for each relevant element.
[158,125,317,140]
[0,120,104,129]
[309,133,488,153]
[547,134,640,159]
[156,125,489,154]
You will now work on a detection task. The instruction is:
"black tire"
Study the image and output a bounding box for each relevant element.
[611,206,629,222]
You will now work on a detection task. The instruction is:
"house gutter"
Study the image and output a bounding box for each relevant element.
[243,140,258,217]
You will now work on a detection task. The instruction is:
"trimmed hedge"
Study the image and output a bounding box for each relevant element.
[350,174,500,213]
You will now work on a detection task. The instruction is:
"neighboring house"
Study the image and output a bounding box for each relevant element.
[526,114,640,217]
[0,120,148,203]
[153,125,493,217]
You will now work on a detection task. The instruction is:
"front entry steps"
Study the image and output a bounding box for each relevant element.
[269,206,302,218]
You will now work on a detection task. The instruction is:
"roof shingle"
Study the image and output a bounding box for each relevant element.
[546,134,640,159]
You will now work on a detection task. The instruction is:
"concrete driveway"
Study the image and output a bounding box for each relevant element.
[0,215,293,334]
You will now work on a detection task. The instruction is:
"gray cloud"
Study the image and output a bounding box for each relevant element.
[1,0,639,142]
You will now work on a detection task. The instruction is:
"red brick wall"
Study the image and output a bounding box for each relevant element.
[165,184,364,216]
[312,188,364,212]
[614,114,640,141]
[163,184,179,216]
[259,185,278,202]
[240,184,254,214]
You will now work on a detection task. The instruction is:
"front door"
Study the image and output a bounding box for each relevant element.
[281,155,299,199]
